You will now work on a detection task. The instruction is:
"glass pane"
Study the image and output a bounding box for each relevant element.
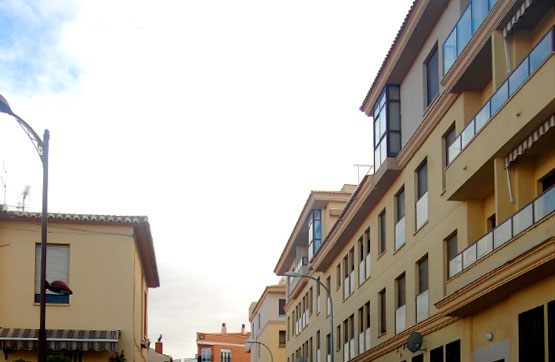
[314,238,322,254]
[375,140,382,168]
[534,186,555,221]
[314,209,321,219]
[379,90,386,110]
[395,217,406,250]
[449,254,463,278]
[416,192,429,230]
[379,110,386,138]
[476,232,493,259]
[494,218,512,248]
[489,0,497,7]
[461,119,475,149]
[365,328,370,351]
[314,219,321,239]
[490,81,508,115]
[474,101,490,131]
[374,117,381,144]
[448,136,461,164]
[457,5,472,55]
[388,102,400,130]
[463,243,476,269]
[529,30,553,74]
[472,0,489,32]
[388,85,400,100]
[390,132,401,156]
[395,305,406,334]
[509,57,529,96]
[381,138,387,166]
[513,204,533,235]
[443,28,457,75]
[426,48,439,105]
[416,290,429,323]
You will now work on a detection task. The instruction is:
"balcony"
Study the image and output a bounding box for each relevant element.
[447,28,554,166]
[287,256,308,298]
[449,186,554,279]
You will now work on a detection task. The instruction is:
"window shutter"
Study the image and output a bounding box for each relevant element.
[35,244,70,294]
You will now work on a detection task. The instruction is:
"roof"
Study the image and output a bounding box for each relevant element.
[0,210,160,288]
[249,283,286,321]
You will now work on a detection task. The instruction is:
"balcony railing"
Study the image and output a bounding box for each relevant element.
[416,290,429,323]
[395,305,406,334]
[287,256,308,297]
[447,28,554,165]
[443,0,497,75]
[449,186,554,278]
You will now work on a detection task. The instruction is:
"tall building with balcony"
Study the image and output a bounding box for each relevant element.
[247,282,286,362]
[275,0,554,361]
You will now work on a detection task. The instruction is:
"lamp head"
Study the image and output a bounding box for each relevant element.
[284,271,302,278]
[0,94,14,115]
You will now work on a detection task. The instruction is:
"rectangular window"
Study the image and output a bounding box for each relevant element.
[425,46,439,106]
[35,244,70,304]
[308,209,322,261]
[349,314,355,360]
[316,278,321,314]
[326,277,331,316]
[316,330,321,362]
[519,306,544,361]
[364,302,371,350]
[412,354,423,362]
[396,274,406,334]
[447,233,460,277]
[358,236,365,285]
[220,349,231,362]
[397,274,406,307]
[445,125,457,165]
[445,340,460,362]
[343,319,349,361]
[416,160,428,230]
[365,228,371,279]
[418,256,428,294]
[379,289,386,335]
[430,346,444,362]
[379,210,386,254]
[336,264,341,290]
[416,255,429,323]
[201,348,212,362]
[343,254,349,300]
[279,299,286,316]
[395,187,406,250]
[326,334,331,359]
[417,160,428,198]
[336,325,341,351]
[309,287,313,316]
[358,307,364,354]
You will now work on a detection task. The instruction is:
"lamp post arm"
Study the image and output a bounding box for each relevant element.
[11,112,47,163]
[246,340,273,362]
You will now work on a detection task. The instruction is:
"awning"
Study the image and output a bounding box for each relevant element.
[503,0,534,38]
[0,329,120,353]
[505,114,555,168]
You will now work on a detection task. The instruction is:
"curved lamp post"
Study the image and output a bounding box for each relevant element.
[284,271,334,362]
[0,94,50,362]
[246,340,274,362]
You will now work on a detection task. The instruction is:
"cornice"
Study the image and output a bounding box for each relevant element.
[435,237,555,316]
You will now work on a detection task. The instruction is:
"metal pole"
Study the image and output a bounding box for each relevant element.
[38,129,49,362]
[246,341,273,362]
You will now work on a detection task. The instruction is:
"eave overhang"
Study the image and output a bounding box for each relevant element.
[274,191,352,275]
[311,159,401,272]
[249,284,286,321]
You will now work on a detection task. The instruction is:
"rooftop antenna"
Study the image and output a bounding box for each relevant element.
[353,164,373,184]
[20,185,31,211]
[1,162,6,205]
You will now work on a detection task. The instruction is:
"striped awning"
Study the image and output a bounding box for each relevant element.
[0,329,120,352]
[503,0,534,38]
[505,114,555,168]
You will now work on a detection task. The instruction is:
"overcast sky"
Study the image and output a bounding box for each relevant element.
[0,0,413,358]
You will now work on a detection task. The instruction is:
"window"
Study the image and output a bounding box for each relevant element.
[445,340,460,362]
[358,307,364,354]
[447,233,459,277]
[379,210,386,254]
[416,160,428,230]
[519,306,544,361]
[326,277,331,317]
[418,256,428,294]
[326,334,331,361]
[316,278,321,314]
[425,46,439,106]
[379,289,386,335]
[279,299,286,316]
[343,319,349,361]
[416,255,429,323]
[316,330,321,362]
[35,244,70,303]
[412,355,423,362]
[395,187,406,250]
[373,85,402,169]
[444,125,457,165]
[549,301,554,362]
[430,346,443,362]
[396,274,406,334]
[358,236,365,285]
[201,348,212,362]
[279,330,286,348]
[364,302,371,351]
[309,287,313,316]
[308,209,322,261]
[487,214,496,232]
[287,318,290,340]
[343,254,349,300]
[336,264,341,290]
[220,349,231,362]
[365,228,371,279]
[336,325,341,351]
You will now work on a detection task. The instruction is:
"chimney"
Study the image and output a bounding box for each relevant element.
[155,341,163,354]
[241,324,246,335]
[221,323,227,334]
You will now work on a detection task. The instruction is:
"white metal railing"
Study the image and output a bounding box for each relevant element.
[395,216,406,250]
[365,328,370,351]
[416,192,428,230]
[416,290,429,323]
[449,186,554,278]
[395,305,406,334]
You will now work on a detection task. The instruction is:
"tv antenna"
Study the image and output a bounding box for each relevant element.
[19,185,31,211]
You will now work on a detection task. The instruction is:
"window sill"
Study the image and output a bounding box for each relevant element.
[377,251,386,260]
[413,220,429,236]
[33,302,70,307]
[378,331,387,338]
[393,242,406,255]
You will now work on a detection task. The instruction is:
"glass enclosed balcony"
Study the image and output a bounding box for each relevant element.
[307,209,322,261]
[373,85,401,170]
[447,28,554,166]
[449,186,554,278]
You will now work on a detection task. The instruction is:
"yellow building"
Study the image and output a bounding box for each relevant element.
[247,283,286,362]
[275,0,554,361]
[0,211,160,362]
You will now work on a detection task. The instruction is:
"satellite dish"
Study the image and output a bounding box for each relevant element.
[407,332,423,352]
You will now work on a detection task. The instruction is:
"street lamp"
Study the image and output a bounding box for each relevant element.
[0,94,50,362]
[246,340,274,362]
[284,271,334,362]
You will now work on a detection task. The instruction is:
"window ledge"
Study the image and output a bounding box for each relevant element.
[377,251,387,260]
[33,302,70,307]
[393,242,406,255]
[413,220,429,236]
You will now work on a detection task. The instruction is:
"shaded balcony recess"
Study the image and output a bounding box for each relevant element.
[451,38,492,94]
[447,27,554,166]
[449,185,554,279]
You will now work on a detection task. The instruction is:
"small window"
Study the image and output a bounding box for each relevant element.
[279,330,286,348]
[541,170,555,191]
[412,354,424,362]
[379,289,386,334]
[35,244,70,304]
[430,346,444,362]
[418,256,429,294]
[417,160,428,199]
[425,46,439,106]
[336,264,342,290]
[447,233,458,263]
[397,274,406,308]
[396,187,405,221]
[445,340,460,362]
[444,125,457,165]
[519,306,544,361]
[279,299,286,316]
[220,349,231,362]
[487,214,496,232]
[379,210,386,254]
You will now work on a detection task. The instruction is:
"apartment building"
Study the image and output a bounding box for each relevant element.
[275,0,554,361]
[196,324,251,362]
[0,210,160,362]
[247,283,287,362]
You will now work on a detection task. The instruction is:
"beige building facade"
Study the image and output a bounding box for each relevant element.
[247,283,287,362]
[0,211,160,362]
[276,0,554,361]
